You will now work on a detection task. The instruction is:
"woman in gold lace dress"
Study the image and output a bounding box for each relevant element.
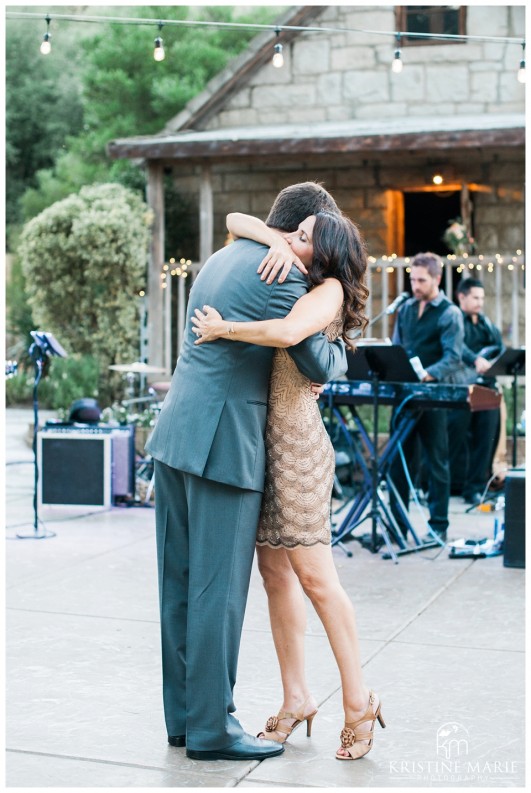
[191,210,385,761]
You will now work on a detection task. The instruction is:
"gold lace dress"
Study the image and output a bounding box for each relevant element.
[256,311,343,548]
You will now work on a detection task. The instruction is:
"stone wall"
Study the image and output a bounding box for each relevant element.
[204,5,525,129]
[171,147,524,258]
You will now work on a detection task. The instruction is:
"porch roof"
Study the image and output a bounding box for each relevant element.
[107,113,524,161]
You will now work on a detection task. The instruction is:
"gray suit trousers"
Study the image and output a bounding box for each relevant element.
[154,460,262,750]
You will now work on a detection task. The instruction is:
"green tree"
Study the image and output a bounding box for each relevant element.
[18,183,152,403]
[17,5,280,223]
[6,18,84,231]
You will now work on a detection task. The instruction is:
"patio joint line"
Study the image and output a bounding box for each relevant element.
[380,558,477,645]
[390,638,524,653]
[315,558,477,711]
[5,747,241,777]
[5,606,160,624]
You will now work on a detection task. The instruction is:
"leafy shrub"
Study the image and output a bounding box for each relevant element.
[5,355,101,413]
[5,371,34,406]
[18,183,152,403]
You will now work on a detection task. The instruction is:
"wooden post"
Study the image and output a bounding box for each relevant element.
[177,274,186,353]
[381,268,389,339]
[495,262,502,333]
[445,259,452,297]
[164,271,171,374]
[146,162,165,370]
[511,265,519,346]
[396,262,404,294]
[366,263,372,328]
[199,165,213,265]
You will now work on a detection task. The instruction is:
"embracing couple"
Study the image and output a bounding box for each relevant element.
[146,182,385,763]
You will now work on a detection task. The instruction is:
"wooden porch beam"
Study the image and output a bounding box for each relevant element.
[146,162,165,370]
[108,127,524,161]
[199,165,213,265]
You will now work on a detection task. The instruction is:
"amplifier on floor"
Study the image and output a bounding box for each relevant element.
[503,468,525,569]
[38,425,135,507]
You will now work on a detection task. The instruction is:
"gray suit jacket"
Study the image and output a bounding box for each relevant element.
[146,238,347,492]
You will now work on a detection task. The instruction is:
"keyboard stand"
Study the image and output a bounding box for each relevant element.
[328,344,443,562]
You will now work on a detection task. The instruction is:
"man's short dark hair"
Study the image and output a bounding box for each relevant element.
[266,182,339,232]
[456,277,484,295]
[411,251,443,278]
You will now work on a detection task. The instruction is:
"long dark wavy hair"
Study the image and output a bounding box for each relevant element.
[308,211,369,343]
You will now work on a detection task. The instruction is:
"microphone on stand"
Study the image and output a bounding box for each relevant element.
[385,292,410,315]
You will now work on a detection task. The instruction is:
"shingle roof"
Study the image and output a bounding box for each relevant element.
[108,113,524,160]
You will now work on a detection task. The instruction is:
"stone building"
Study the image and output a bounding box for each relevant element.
[108,5,525,368]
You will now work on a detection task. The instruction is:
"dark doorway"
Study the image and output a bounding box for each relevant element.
[404,191,463,256]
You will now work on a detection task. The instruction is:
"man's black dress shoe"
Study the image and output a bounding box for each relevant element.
[168,735,186,747]
[186,733,284,761]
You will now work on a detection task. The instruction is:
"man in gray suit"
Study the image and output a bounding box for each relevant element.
[146,183,347,761]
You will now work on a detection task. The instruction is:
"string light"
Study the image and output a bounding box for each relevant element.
[153,22,165,62]
[7,10,525,70]
[517,42,525,83]
[432,173,444,185]
[40,14,51,54]
[272,28,284,68]
[391,33,403,74]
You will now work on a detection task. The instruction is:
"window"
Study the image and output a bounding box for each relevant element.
[395,6,467,45]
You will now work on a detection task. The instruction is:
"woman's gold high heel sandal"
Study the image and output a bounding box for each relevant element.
[258,697,318,744]
[336,690,385,761]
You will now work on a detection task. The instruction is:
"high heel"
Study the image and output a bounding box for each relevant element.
[335,690,385,761]
[258,697,318,744]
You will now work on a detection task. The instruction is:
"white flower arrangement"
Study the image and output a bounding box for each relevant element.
[443,217,476,255]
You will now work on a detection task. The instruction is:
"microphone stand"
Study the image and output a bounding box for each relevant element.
[16,344,56,540]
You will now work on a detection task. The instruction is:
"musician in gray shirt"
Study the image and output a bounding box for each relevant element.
[389,252,464,542]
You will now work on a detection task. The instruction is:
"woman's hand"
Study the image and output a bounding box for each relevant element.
[257,240,308,285]
[191,305,226,345]
[310,383,325,400]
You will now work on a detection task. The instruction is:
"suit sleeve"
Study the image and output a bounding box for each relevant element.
[264,270,347,383]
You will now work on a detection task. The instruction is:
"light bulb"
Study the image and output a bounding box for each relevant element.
[272,42,284,68]
[391,50,403,73]
[40,32,51,55]
[432,174,444,185]
[154,36,165,62]
[517,60,525,83]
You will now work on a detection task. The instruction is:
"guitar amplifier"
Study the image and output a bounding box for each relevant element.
[503,468,525,569]
[38,425,135,507]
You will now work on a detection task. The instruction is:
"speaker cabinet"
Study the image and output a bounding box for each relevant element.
[38,425,135,507]
[504,469,525,569]
[38,432,112,507]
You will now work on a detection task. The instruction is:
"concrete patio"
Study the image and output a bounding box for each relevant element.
[5,407,525,788]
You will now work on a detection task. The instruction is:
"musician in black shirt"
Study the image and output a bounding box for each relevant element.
[448,278,504,505]
[390,252,464,541]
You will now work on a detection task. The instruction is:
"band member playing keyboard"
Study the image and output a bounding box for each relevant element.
[389,252,464,542]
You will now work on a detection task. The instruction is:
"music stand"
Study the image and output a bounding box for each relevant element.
[341,345,420,559]
[485,347,525,467]
[16,332,68,540]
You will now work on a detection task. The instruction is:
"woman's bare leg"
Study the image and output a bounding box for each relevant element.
[257,544,317,724]
[286,543,374,757]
